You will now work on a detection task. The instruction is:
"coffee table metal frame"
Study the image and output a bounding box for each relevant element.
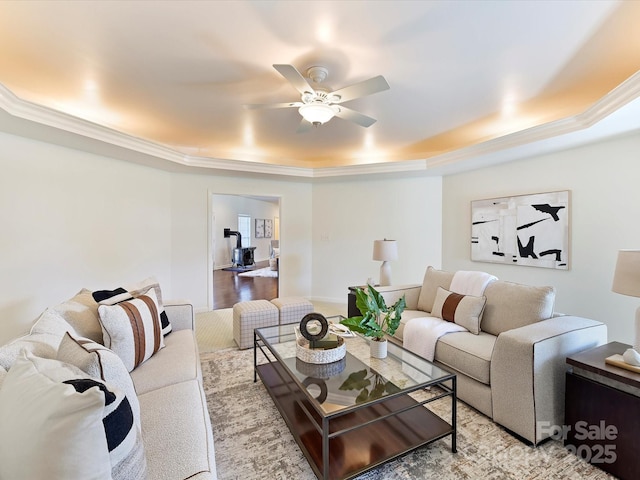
[254,320,457,480]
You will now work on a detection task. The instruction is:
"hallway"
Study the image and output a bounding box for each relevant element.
[212,260,279,309]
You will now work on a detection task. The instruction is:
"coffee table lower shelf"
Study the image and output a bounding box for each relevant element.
[256,362,454,480]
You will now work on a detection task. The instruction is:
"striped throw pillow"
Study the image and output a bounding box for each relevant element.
[93,278,172,336]
[431,286,487,335]
[127,277,172,336]
[98,288,165,372]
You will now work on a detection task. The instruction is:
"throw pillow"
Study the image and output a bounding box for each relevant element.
[57,331,141,428]
[0,330,60,371]
[94,277,172,336]
[417,266,455,313]
[127,277,172,336]
[431,287,487,335]
[50,289,104,343]
[0,352,146,480]
[98,288,165,372]
[93,287,134,305]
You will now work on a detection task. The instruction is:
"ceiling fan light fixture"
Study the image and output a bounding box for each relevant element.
[298,103,335,126]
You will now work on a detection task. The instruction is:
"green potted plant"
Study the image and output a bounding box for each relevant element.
[340,284,406,358]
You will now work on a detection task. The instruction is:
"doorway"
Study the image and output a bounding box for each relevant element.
[207,192,281,310]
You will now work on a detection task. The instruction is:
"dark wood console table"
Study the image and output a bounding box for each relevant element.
[565,341,640,480]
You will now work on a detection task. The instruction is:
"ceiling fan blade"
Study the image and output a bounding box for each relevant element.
[331,75,390,103]
[296,119,314,133]
[273,64,315,96]
[244,102,302,110]
[333,106,377,128]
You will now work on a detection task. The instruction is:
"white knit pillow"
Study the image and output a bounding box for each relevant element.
[98,288,165,372]
[57,332,141,428]
[0,352,146,480]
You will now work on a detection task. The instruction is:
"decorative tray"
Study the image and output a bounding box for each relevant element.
[295,326,346,365]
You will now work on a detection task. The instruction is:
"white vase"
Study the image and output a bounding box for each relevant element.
[370,338,388,359]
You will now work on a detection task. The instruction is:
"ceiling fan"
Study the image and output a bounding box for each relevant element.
[245,64,390,132]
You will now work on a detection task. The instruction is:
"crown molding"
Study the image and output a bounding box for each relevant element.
[1,73,639,179]
[424,71,640,171]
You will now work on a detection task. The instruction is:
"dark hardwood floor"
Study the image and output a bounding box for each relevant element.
[212,260,279,309]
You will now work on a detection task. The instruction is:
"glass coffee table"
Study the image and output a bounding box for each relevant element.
[254,317,457,480]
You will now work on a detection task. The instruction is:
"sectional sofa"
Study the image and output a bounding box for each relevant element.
[375,266,607,445]
[0,283,216,479]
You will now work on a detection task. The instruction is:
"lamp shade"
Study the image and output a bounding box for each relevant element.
[372,239,398,262]
[612,249,640,298]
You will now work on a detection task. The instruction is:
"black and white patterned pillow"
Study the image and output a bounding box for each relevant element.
[93,278,172,336]
[0,352,146,479]
[57,331,141,428]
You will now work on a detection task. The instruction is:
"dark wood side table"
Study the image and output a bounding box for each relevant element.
[565,341,640,480]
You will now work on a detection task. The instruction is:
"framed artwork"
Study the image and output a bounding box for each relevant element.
[471,190,570,270]
[264,219,273,238]
[255,219,264,238]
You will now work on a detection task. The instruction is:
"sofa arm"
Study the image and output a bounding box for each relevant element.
[373,284,422,310]
[490,316,607,444]
[164,300,195,332]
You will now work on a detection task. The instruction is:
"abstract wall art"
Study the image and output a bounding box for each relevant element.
[471,190,570,270]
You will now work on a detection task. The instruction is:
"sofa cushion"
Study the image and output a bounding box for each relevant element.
[138,379,216,480]
[435,331,496,385]
[0,352,146,480]
[130,329,200,395]
[417,266,454,313]
[50,289,104,343]
[482,281,556,336]
[98,289,165,372]
[431,287,487,335]
[57,332,141,428]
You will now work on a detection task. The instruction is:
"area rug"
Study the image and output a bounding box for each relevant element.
[238,266,278,278]
[201,348,613,480]
[221,266,255,272]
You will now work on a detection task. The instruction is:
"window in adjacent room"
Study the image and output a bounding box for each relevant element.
[237,214,251,247]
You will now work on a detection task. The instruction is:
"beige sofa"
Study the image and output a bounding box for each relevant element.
[0,288,216,479]
[376,266,607,445]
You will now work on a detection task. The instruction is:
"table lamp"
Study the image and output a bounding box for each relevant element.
[611,249,640,365]
[373,239,398,286]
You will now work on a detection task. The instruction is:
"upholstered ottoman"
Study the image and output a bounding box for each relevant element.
[271,297,314,325]
[233,300,279,349]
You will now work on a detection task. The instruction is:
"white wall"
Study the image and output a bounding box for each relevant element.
[211,194,279,267]
[170,173,312,311]
[312,174,443,303]
[0,131,172,344]
[442,131,640,343]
